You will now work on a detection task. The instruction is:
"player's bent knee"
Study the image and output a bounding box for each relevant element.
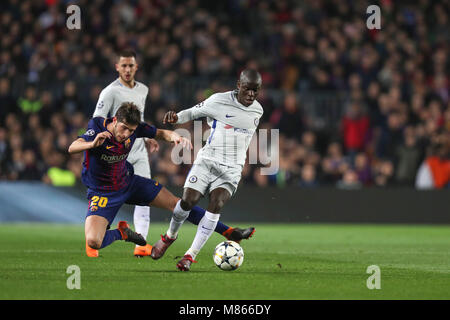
[181,188,202,210]
[180,197,197,211]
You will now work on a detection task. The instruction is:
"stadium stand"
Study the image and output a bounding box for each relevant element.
[0,0,449,189]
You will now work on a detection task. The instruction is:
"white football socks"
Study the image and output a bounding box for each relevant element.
[133,205,150,246]
[167,200,190,239]
[186,211,220,260]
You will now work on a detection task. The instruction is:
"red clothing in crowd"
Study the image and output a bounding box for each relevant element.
[341,115,370,151]
[426,156,450,188]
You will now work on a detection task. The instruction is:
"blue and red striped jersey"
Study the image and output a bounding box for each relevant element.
[78,117,157,192]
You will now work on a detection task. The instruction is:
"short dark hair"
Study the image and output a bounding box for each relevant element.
[117,50,136,61]
[239,69,262,85]
[116,102,141,126]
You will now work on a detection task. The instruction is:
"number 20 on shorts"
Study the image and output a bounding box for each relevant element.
[89,196,108,212]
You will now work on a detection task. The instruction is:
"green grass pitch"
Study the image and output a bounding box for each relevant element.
[0,223,449,300]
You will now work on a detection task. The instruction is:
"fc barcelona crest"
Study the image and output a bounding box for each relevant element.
[124,138,131,148]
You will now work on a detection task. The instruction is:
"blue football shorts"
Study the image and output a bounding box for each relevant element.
[85,174,163,227]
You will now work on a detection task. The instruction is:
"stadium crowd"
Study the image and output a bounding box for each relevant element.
[0,0,449,189]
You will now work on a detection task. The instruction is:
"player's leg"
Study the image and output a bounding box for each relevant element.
[177,163,254,271]
[131,158,152,256]
[125,176,190,259]
[207,187,231,212]
[85,215,146,251]
[167,186,250,241]
[209,166,255,242]
[177,188,229,271]
[133,205,150,239]
[132,205,151,256]
[147,186,193,259]
[148,186,187,238]
[128,174,247,260]
[84,192,146,255]
[85,215,109,250]
[181,187,234,236]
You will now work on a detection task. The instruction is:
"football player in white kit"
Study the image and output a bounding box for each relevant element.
[153,69,263,270]
[87,51,255,258]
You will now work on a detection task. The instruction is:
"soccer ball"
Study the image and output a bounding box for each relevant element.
[213,241,244,271]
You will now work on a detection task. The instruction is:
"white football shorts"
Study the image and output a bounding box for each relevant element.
[184,157,243,197]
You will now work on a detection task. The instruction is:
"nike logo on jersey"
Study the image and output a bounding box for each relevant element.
[225,114,235,118]
[106,146,114,149]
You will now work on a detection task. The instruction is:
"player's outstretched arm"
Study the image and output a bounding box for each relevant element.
[163,97,214,125]
[154,128,192,150]
[68,131,112,154]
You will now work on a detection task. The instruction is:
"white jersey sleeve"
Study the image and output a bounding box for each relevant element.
[93,86,115,118]
[176,95,217,124]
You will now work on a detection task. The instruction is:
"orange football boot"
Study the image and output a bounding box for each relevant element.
[134,244,153,257]
[85,241,99,257]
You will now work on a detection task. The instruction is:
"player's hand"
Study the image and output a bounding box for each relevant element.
[171,132,192,150]
[91,131,111,148]
[146,138,160,153]
[163,111,178,124]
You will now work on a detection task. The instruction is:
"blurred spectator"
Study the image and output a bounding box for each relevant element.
[271,92,303,140]
[376,111,406,159]
[0,78,15,119]
[394,126,423,185]
[373,159,395,187]
[321,142,349,184]
[298,164,319,188]
[415,142,450,189]
[20,149,43,180]
[145,82,167,123]
[17,85,42,114]
[354,152,372,186]
[336,169,362,189]
[341,101,370,155]
[59,81,81,115]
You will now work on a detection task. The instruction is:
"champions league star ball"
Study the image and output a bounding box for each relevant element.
[213,241,244,271]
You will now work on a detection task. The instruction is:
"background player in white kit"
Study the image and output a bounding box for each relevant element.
[156,69,263,270]
[90,50,158,257]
